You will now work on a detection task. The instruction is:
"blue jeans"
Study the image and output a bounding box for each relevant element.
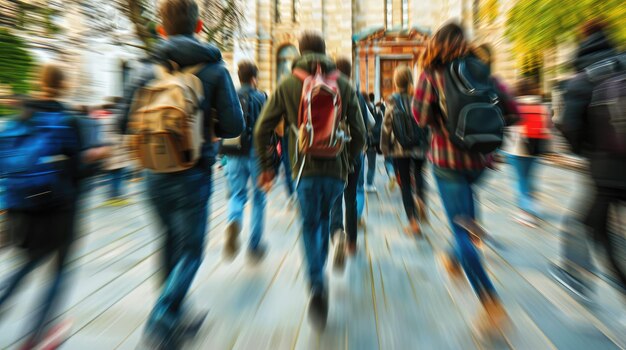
[145,165,212,338]
[508,155,538,216]
[108,168,126,198]
[281,134,295,196]
[366,148,377,186]
[226,151,266,249]
[298,176,345,292]
[433,167,496,299]
[330,154,364,243]
[384,157,395,177]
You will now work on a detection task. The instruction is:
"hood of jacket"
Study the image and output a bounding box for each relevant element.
[292,52,337,74]
[154,35,222,68]
[573,32,617,72]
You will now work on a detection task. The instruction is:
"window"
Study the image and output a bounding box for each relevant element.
[274,0,281,23]
[292,0,298,22]
[277,45,298,83]
[385,0,393,29]
[402,0,409,29]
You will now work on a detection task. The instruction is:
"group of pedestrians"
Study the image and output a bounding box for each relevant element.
[0,0,625,347]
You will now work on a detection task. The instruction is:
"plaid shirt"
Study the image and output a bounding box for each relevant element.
[412,69,489,170]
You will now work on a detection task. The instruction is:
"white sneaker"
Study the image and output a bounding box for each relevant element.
[364,185,377,193]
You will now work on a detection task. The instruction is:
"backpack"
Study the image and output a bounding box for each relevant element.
[587,55,626,157]
[391,93,427,149]
[220,90,267,155]
[0,112,77,210]
[370,105,383,147]
[75,113,105,178]
[127,63,205,173]
[292,64,350,159]
[441,56,505,154]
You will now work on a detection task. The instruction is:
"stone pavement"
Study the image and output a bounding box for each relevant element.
[0,155,625,350]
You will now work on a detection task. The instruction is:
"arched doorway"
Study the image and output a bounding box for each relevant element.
[276,45,299,84]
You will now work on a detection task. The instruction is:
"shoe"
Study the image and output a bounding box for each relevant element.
[388,178,397,191]
[549,263,593,303]
[439,253,463,280]
[477,295,509,337]
[20,320,72,350]
[333,230,347,273]
[405,218,421,237]
[357,217,366,229]
[224,221,241,259]
[347,241,357,256]
[416,198,428,224]
[364,185,377,193]
[248,244,267,263]
[308,289,328,331]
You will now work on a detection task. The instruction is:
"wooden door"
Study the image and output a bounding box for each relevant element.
[380,59,411,101]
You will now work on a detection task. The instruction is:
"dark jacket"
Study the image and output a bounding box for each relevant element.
[226,84,267,155]
[558,32,626,188]
[121,35,244,168]
[253,53,366,182]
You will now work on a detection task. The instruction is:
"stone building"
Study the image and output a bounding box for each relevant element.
[230,0,489,99]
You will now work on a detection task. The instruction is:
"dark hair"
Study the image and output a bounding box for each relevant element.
[237,60,259,84]
[581,18,608,39]
[299,31,326,54]
[516,77,540,97]
[158,0,199,36]
[368,93,375,103]
[39,64,66,98]
[335,57,352,77]
[421,22,469,70]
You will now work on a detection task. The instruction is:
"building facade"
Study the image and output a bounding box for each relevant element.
[231,0,481,95]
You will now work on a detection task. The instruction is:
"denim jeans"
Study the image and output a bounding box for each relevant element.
[281,134,295,196]
[108,168,126,198]
[433,167,496,299]
[145,165,212,338]
[384,157,395,177]
[330,154,363,244]
[393,157,426,221]
[298,176,345,292]
[508,155,538,216]
[226,150,266,249]
[366,148,377,186]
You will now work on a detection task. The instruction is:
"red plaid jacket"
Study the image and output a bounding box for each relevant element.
[412,69,517,170]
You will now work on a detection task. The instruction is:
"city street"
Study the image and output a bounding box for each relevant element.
[0,156,625,350]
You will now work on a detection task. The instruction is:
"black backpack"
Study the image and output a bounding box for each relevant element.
[220,90,266,155]
[441,56,505,154]
[587,54,626,157]
[391,93,427,149]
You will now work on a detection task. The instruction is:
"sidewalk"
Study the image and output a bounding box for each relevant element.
[0,157,624,349]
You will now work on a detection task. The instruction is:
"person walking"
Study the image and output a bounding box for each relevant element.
[551,19,626,301]
[254,31,366,330]
[503,78,551,227]
[413,23,518,332]
[381,65,429,236]
[0,64,107,349]
[365,92,383,193]
[222,60,268,261]
[121,0,244,346]
[330,57,373,269]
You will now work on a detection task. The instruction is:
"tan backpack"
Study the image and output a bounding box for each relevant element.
[127,63,205,173]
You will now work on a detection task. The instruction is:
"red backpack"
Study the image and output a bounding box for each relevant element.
[293,64,349,158]
[518,104,551,139]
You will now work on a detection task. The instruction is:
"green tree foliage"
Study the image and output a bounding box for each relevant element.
[506,0,626,72]
[477,0,499,25]
[0,28,34,95]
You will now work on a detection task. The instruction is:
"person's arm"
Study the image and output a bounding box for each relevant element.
[346,87,366,167]
[412,71,437,128]
[254,83,287,175]
[366,103,375,129]
[557,76,592,155]
[494,78,520,126]
[212,66,244,138]
[380,99,393,156]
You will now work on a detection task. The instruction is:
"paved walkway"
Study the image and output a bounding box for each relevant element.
[0,156,625,350]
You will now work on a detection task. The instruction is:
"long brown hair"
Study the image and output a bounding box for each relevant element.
[421,22,469,70]
[393,65,413,93]
[39,64,66,99]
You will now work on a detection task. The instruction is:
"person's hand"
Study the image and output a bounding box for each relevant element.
[258,170,275,193]
[83,146,111,163]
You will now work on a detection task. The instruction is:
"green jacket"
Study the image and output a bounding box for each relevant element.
[254,53,366,182]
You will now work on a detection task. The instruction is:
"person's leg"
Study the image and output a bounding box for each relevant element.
[0,251,46,311]
[249,152,267,251]
[146,167,212,340]
[330,193,344,234]
[434,169,496,300]
[385,157,395,176]
[321,177,347,260]
[226,156,250,227]
[297,178,324,292]
[366,149,377,187]
[109,169,122,199]
[393,158,417,221]
[281,135,295,197]
[344,157,360,245]
[412,158,427,203]
[356,154,365,223]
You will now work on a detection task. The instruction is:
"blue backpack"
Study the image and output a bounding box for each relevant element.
[0,112,78,210]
